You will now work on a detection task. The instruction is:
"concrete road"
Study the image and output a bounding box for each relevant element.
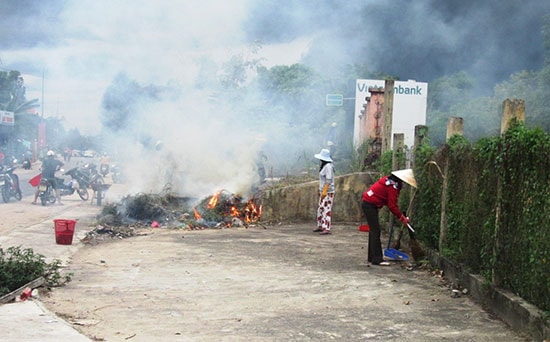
[0,182,532,341]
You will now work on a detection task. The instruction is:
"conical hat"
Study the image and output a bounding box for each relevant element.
[314,149,333,162]
[391,169,417,188]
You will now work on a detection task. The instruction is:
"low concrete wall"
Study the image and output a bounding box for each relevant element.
[427,249,550,341]
[261,172,376,224]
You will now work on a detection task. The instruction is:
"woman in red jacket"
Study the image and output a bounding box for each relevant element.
[362,169,417,265]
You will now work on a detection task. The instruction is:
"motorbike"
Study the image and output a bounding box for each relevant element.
[37,178,57,206]
[111,163,125,184]
[80,163,105,187]
[21,156,31,170]
[37,169,90,206]
[100,163,109,177]
[58,168,90,200]
[0,165,22,203]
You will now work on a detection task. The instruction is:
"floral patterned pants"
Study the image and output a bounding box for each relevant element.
[317,193,334,231]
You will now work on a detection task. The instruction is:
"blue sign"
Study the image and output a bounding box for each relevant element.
[326,94,343,106]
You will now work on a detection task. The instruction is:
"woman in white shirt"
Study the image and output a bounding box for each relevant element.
[313,149,335,235]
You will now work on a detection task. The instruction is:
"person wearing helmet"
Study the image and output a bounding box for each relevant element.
[32,150,64,205]
[361,169,417,266]
[100,152,110,175]
[313,148,335,235]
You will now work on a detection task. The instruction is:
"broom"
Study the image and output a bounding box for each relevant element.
[391,190,425,261]
[391,189,416,250]
[406,223,425,261]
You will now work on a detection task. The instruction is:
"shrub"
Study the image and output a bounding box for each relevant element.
[0,246,71,296]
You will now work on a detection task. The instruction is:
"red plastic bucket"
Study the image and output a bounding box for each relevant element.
[54,219,77,245]
[358,224,370,232]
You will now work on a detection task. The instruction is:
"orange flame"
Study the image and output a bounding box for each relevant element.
[193,208,202,220]
[243,200,262,223]
[193,191,262,227]
[207,190,221,209]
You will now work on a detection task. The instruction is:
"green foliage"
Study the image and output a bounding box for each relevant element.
[412,141,441,249]
[101,73,167,133]
[377,150,394,176]
[427,36,550,146]
[348,140,372,172]
[0,246,72,296]
[495,123,550,308]
[0,70,22,107]
[412,123,550,312]
[220,47,264,89]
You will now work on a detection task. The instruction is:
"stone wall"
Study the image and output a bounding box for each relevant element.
[261,172,377,224]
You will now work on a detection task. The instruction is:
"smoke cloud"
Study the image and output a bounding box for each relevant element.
[1,0,548,200]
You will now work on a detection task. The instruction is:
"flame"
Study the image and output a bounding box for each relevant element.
[191,191,262,228]
[243,200,262,223]
[193,208,202,220]
[207,190,221,209]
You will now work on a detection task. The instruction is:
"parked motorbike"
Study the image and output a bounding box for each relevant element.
[100,163,109,177]
[37,178,57,206]
[37,171,90,206]
[2,155,17,168]
[21,156,31,170]
[111,163,125,184]
[0,165,22,202]
[58,168,90,200]
[80,163,105,187]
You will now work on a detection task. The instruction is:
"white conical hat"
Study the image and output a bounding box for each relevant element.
[391,169,417,188]
[314,148,333,162]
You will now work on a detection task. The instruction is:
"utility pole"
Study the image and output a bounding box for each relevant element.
[41,69,45,118]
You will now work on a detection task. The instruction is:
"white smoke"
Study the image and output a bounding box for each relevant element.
[4,0,547,201]
[106,89,264,200]
[4,0,313,200]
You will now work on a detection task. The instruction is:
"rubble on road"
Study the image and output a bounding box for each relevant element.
[82,189,263,245]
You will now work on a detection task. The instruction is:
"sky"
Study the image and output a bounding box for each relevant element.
[1,0,548,133]
[1,0,549,199]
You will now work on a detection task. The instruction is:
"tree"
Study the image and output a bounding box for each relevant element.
[100,73,169,133]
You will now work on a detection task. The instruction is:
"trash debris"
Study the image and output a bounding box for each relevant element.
[83,189,264,245]
[19,287,32,301]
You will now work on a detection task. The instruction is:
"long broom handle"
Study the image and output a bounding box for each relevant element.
[387,215,395,249]
[394,189,418,246]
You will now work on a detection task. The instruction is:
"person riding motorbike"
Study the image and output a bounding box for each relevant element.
[32,150,64,205]
[100,152,110,176]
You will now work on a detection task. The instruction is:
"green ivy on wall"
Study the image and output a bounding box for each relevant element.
[411,122,550,313]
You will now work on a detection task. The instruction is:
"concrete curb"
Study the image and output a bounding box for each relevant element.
[0,199,102,341]
[427,249,550,341]
[0,299,91,342]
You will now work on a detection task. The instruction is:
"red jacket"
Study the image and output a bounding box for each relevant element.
[362,176,403,219]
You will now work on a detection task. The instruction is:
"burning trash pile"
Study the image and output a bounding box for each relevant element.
[191,190,262,229]
[83,190,263,244]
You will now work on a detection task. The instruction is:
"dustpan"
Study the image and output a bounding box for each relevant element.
[384,219,410,261]
[384,247,410,261]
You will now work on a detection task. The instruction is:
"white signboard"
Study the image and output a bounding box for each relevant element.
[0,111,14,126]
[354,79,428,148]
